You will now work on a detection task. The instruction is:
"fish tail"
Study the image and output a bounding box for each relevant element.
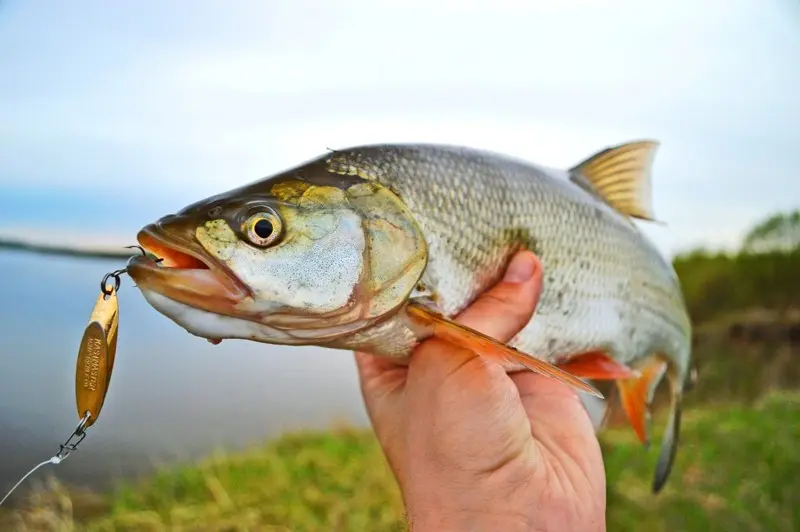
[652,368,683,493]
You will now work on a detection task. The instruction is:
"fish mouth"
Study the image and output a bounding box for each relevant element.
[127,223,251,312]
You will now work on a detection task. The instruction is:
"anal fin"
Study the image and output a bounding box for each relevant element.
[406,304,603,399]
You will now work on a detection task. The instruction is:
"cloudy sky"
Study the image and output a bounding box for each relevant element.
[0,0,798,256]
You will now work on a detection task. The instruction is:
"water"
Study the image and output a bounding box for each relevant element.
[0,251,371,497]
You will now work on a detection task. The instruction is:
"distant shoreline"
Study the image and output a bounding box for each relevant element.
[0,233,134,260]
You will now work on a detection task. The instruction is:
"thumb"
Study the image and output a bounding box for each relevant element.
[454,250,543,342]
[409,250,543,379]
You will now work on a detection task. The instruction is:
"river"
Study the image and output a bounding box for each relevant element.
[0,250,371,497]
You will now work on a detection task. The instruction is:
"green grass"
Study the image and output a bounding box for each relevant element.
[96,429,406,531]
[3,391,798,531]
[603,391,799,532]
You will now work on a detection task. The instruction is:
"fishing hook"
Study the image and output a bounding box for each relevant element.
[100,245,162,296]
[124,245,148,256]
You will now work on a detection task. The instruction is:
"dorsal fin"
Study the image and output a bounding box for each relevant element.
[569,140,660,221]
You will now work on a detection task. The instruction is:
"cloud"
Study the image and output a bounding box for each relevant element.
[0,0,797,257]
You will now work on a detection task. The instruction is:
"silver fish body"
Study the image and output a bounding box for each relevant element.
[321,144,691,380]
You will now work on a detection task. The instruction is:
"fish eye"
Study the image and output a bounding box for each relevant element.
[243,210,283,247]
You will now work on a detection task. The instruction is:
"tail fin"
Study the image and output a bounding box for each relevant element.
[652,375,683,493]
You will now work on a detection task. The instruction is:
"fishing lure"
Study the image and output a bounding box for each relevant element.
[0,247,160,507]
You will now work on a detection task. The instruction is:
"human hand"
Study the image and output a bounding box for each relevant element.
[354,250,606,531]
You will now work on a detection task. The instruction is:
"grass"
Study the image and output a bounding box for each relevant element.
[96,429,406,531]
[603,391,799,532]
[2,391,798,531]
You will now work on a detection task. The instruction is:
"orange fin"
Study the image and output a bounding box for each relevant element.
[406,304,603,399]
[557,351,638,380]
[616,357,667,447]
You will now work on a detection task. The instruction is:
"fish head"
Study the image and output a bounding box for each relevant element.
[127,161,428,345]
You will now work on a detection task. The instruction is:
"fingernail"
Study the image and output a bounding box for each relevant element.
[503,252,536,283]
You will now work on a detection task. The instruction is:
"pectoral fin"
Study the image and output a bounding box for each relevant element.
[406,303,603,399]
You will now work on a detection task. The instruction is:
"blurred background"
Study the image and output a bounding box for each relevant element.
[0,1,798,530]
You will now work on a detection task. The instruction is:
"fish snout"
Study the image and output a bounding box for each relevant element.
[139,213,201,247]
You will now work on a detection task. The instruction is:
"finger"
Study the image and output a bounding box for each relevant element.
[408,250,543,384]
[512,372,602,471]
[508,371,607,503]
[353,352,409,477]
[353,351,376,405]
[353,351,408,409]
[512,371,583,405]
[354,350,402,381]
[455,250,543,342]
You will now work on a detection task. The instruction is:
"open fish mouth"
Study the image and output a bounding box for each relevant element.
[138,229,209,270]
[127,224,251,310]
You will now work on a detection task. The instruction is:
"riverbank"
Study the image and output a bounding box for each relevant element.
[2,390,797,531]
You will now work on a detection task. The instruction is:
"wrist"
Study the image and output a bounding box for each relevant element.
[407,508,534,532]
[400,456,539,531]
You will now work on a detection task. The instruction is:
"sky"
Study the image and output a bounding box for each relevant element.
[0,0,798,257]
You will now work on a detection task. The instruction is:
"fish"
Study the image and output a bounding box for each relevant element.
[127,140,693,493]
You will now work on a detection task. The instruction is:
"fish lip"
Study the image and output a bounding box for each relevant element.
[131,223,252,301]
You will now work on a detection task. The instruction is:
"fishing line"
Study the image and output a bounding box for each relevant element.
[0,459,59,507]
[0,413,90,508]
